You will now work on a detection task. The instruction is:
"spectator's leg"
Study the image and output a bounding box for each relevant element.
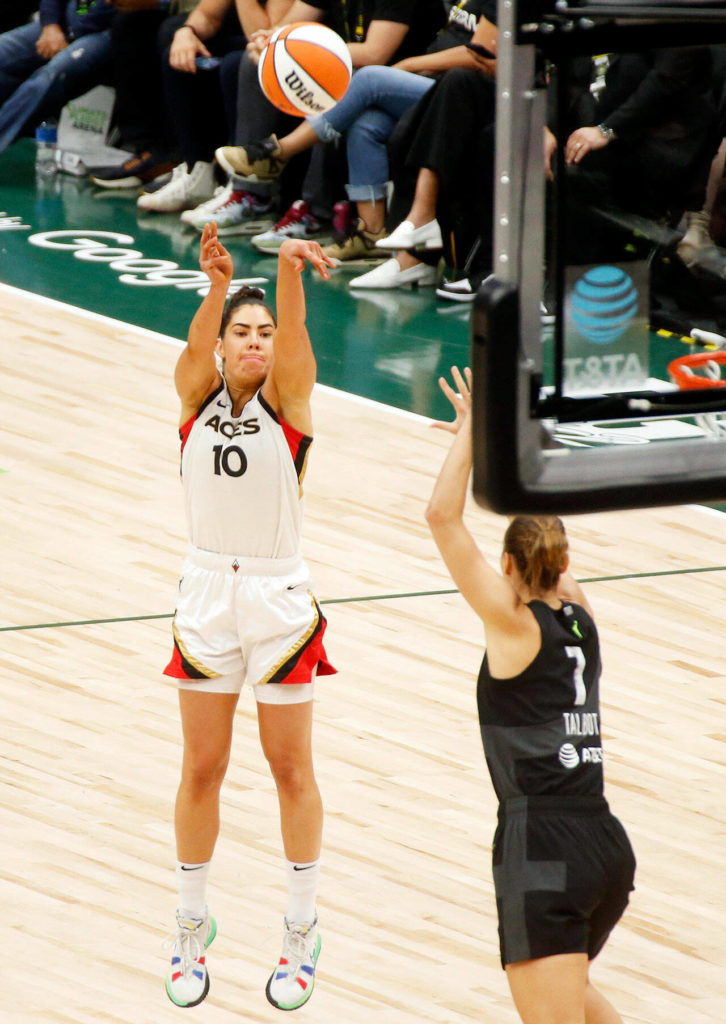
[407,168,439,227]
[266,65,434,167]
[159,18,228,167]
[0,22,44,105]
[0,29,112,154]
[311,65,434,142]
[109,10,171,155]
[342,107,398,234]
[402,69,497,275]
[218,49,242,143]
[299,140,349,225]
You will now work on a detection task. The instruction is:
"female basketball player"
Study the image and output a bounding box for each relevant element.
[163,223,337,1010]
[426,367,636,1024]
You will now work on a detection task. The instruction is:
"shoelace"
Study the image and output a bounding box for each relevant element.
[170,925,205,980]
[281,925,312,969]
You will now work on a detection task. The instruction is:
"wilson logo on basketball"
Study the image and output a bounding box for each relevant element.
[283,70,326,113]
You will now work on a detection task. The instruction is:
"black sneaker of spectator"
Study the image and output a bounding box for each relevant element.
[90,152,175,189]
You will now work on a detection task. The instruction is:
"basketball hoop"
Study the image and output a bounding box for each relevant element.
[667,352,726,438]
[667,351,726,389]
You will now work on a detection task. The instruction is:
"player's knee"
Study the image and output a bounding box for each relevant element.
[182,748,230,792]
[266,753,313,795]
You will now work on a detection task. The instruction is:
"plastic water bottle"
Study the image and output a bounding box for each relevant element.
[35,121,58,177]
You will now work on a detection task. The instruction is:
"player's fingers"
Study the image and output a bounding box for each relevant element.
[451,366,469,396]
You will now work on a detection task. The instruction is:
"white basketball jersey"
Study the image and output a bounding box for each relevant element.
[180,381,311,558]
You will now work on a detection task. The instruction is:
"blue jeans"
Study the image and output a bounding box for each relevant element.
[0,18,112,154]
[308,65,435,202]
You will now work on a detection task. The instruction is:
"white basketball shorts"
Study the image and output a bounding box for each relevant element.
[164,545,335,699]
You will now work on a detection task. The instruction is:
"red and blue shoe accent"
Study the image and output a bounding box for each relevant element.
[165,911,217,1008]
[265,917,321,1011]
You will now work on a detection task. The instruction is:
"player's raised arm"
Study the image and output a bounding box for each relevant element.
[263,238,334,432]
[174,222,231,422]
[426,368,519,630]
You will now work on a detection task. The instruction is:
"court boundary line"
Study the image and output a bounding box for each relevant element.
[4,282,726,637]
[0,282,431,423]
[2,563,725,634]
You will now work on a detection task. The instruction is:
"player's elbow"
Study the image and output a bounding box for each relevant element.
[425,501,457,534]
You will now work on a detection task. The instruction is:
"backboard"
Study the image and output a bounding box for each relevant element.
[472,0,726,512]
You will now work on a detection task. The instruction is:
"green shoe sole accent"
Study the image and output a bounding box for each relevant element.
[165,972,210,1008]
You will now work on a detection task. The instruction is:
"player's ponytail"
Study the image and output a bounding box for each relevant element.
[503,515,568,593]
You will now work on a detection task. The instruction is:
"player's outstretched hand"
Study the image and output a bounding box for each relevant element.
[199,222,234,286]
[278,238,336,280]
[432,366,472,434]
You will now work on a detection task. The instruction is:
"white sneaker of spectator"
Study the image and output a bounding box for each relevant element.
[137,161,216,213]
[180,181,233,226]
[183,182,275,235]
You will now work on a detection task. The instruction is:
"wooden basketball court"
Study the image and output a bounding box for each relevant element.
[1,282,724,1023]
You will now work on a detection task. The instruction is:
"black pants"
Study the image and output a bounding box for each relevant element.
[389,68,496,275]
[109,10,182,155]
[160,23,246,167]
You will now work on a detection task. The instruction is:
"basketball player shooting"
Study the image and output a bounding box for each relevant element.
[162,223,337,1010]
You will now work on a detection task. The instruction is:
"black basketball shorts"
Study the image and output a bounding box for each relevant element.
[492,795,636,967]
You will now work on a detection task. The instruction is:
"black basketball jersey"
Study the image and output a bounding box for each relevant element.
[477,600,604,802]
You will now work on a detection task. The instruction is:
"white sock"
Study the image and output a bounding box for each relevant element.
[285,858,320,924]
[176,860,211,918]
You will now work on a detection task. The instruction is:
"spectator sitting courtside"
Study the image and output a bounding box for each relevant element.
[0,0,114,155]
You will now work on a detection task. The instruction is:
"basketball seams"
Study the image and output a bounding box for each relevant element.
[259,43,300,116]
[283,38,351,99]
[259,21,352,118]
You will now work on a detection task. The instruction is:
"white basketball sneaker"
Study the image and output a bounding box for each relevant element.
[266,916,321,1011]
[137,161,216,213]
[165,910,217,1008]
[182,181,275,235]
[180,181,233,226]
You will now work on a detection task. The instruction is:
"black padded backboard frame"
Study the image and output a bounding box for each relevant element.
[471,0,726,514]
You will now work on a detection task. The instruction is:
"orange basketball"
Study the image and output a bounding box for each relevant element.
[258,22,352,118]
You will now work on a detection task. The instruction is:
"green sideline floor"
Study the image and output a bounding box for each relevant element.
[0,139,700,424]
[0,140,477,423]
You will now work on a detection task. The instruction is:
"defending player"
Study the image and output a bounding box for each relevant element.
[163,223,336,1010]
[426,367,636,1024]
